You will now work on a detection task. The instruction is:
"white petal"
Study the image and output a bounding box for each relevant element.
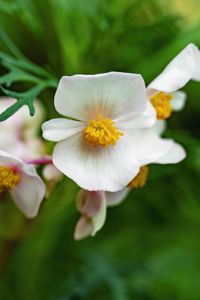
[42,118,84,142]
[0,150,46,215]
[192,46,200,81]
[106,188,130,207]
[52,133,140,192]
[11,164,46,218]
[54,72,147,121]
[148,43,200,93]
[131,127,176,165]
[91,193,107,236]
[0,150,23,167]
[115,100,156,130]
[171,91,187,111]
[74,217,93,240]
[153,120,166,135]
[155,142,186,164]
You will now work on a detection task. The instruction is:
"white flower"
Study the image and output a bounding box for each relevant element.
[0,97,45,160]
[0,150,46,218]
[148,43,200,119]
[42,72,156,192]
[74,120,186,239]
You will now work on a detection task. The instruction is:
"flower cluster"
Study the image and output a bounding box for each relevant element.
[1,43,200,239]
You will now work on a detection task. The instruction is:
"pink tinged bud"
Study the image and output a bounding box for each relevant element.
[76,190,104,217]
[74,190,107,240]
[74,216,93,240]
[43,164,62,181]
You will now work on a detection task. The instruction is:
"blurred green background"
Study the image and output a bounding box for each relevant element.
[0,0,200,299]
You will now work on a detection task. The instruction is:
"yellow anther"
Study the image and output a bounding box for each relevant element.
[0,166,20,193]
[150,92,173,120]
[83,115,123,147]
[128,166,149,189]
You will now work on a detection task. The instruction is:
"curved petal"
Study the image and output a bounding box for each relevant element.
[91,193,106,236]
[74,217,93,241]
[42,118,84,142]
[131,127,178,165]
[11,165,46,218]
[153,120,166,135]
[0,150,23,167]
[115,100,156,130]
[171,91,187,111]
[148,43,200,93]
[106,188,130,207]
[54,72,147,121]
[192,46,200,81]
[155,142,186,164]
[52,133,140,192]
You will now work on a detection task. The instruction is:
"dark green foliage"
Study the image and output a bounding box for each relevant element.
[0,0,200,299]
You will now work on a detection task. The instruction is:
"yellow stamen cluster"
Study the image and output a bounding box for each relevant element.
[128,165,149,189]
[83,115,123,147]
[0,166,20,193]
[150,92,173,120]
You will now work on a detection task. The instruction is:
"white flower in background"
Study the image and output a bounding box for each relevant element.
[0,150,45,218]
[75,120,186,240]
[42,72,157,192]
[0,97,61,183]
[74,190,106,240]
[0,97,45,160]
[148,43,200,119]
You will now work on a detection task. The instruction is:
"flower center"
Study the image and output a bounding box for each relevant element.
[83,115,123,147]
[150,92,173,120]
[128,165,149,189]
[0,166,20,193]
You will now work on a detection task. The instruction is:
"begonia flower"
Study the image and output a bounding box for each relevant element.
[0,150,45,218]
[148,43,200,119]
[42,72,156,192]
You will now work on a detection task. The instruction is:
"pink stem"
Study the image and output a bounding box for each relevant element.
[25,157,53,166]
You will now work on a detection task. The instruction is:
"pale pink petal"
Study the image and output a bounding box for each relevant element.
[74,217,93,240]
[11,165,46,218]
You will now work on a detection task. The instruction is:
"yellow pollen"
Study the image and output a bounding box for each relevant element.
[128,166,149,189]
[83,115,123,147]
[0,166,20,193]
[150,91,173,120]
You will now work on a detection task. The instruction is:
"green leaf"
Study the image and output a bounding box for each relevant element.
[0,85,45,121]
